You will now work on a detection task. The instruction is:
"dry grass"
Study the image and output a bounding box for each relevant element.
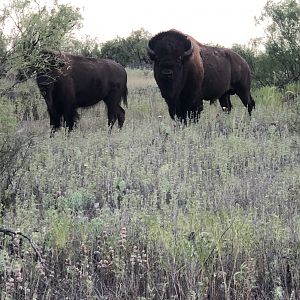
[0,70,300,299]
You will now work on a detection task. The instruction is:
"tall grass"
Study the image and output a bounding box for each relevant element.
[0,69,299,299]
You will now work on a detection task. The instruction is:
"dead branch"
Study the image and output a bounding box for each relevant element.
[0,227,56,273]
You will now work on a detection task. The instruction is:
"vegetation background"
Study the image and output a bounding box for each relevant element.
[0,0,299,299]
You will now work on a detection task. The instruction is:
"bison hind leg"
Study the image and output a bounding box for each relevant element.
[104,99,118,129]
[105,91,126,129]
[117,106,125,128]
[219,93,233,113]
[247,94,256,115]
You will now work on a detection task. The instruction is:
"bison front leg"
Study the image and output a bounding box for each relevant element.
[49,112,62,136]
[235,89,255,116]
[168,106,188,124]
[168,105,176,120]
[63,108,79,132]
[187,100,203,123]
[43,92,62,136]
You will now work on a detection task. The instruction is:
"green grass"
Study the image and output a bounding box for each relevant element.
[0,69,300,299]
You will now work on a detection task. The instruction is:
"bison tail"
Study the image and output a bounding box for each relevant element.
[122,86,128,108]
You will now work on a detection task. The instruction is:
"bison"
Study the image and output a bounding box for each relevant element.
[36,51,128,134]
[147,29,255,122]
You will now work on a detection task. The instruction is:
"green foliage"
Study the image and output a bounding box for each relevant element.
[67,28,152,67]
[232,0,300,88]
[100,28,152,67]
[257,0,300,87]
[0,98,17,135]
[0,32,7,77]
[231,43,257,74]
[65,35,101,57]
[0,0,82,81]
[100,37,131,66]
[121,28,152,66]
[231,43,273,87]
[50,212,74,249]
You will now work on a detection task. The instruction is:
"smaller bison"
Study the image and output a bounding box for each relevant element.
[148,29,255,122]
[36,51,128,134]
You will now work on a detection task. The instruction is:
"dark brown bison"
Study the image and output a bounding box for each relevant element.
[36,51,128,134]
[147,29,255,122]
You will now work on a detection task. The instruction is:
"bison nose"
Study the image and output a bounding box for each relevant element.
[161,68,174,78]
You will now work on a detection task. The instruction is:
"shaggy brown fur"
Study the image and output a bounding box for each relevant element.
[148,29,255,122]
[36,51,128,134]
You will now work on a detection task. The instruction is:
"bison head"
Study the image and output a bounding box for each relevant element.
[148,30,193,100]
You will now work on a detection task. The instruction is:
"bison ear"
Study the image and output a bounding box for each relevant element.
[183,39,193,57]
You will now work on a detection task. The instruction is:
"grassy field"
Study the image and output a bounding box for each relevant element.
[0,69,300,299]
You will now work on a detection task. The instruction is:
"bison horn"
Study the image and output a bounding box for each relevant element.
[147,43,155,57]
[184,41,193,57]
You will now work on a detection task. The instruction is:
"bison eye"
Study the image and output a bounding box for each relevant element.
[176,57,182,63]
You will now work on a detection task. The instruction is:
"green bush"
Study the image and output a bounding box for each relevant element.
[0,98,17,136]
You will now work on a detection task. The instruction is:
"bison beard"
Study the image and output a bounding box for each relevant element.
[148,29,255,123]
[36,51,128,136]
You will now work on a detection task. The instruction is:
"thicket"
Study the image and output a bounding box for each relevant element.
[232,0,300,88]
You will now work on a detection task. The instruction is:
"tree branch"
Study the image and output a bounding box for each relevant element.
[0,228,43,262]
[0,227,55,274]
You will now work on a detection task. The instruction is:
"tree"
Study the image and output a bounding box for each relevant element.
[66,36,101,57]
[257,0,300,87]
[231,41,276,87]
[121,28,152,67]
[100,28,152,67]
[231,43,257,75]
[0,0,82,209]
[0,0,82,83]
[100,37,131,66]
[0,32,7,77]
